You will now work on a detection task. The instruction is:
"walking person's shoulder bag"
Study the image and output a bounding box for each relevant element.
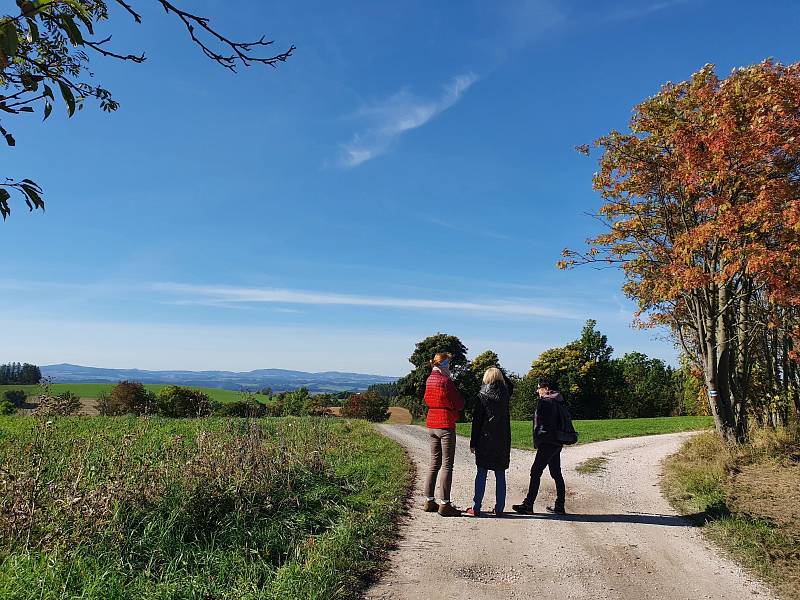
[553,401,578,445]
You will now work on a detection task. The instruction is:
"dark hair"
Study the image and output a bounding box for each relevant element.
[537,377,554,390]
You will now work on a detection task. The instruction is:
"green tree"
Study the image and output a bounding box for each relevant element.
[282,387,310,416]
[0,0,293,220]
[610,352,677,418]
[509,372,538,420]
[528,320,617,419]
[672,355,706,416]
[459,349,505,419]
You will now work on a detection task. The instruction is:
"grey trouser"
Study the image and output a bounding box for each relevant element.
[424,428,456,502]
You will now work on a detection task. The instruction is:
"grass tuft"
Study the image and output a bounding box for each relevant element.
[575,456,609,475]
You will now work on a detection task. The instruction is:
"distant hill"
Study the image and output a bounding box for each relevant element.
[41,364,397,393]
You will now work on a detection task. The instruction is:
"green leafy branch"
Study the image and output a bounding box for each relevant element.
[1,0,294,220]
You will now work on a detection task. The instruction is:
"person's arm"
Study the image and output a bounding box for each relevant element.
[470,398,485,451]
[532,399,546,447]
[445,379,465,411]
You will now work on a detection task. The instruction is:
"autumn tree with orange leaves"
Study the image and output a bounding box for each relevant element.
[562,61,800,442]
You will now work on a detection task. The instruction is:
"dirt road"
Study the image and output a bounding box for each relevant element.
[366,425,774,600]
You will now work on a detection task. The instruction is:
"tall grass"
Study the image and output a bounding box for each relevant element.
[0,416,411,599]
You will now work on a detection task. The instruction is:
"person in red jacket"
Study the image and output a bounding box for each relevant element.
[423,352,465,517]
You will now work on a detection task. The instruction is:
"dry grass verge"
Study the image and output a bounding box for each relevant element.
[662,425,800,599]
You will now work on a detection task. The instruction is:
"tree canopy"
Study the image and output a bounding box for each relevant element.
[1,0,293,220]
[562,60,800,441]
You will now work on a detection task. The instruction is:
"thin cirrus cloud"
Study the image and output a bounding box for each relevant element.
[602,0,689,23]
[153,282,577,319]
[337,72,478,168]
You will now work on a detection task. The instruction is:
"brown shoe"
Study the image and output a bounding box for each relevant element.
[438,502,462,517]
[423,499,438,512]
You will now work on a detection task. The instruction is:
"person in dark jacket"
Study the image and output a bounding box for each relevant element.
[512,377,567,515]
[465,367,512,517]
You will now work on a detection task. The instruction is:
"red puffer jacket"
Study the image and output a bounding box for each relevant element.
[424,369,464,429]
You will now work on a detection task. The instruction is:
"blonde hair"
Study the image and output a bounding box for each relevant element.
[430,352,452,367]
[483,367,504,385]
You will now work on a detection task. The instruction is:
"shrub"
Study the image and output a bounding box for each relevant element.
[341,390,390,422]
[0,399,15,415]
[34,391,81,416]
[282,388,311,416]
[303,394,330,417]
[264,398,285,417]
[102,381,157,416]
[156,385,212,418]
[2,390,26,407]
[212,398,267,418]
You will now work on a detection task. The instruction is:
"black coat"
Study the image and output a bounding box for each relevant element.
[470,380,512,471]
[533,391,566,447]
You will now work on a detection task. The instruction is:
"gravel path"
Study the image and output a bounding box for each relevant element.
[365,425,775,600]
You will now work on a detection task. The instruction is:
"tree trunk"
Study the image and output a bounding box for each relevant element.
[697,286,738,442]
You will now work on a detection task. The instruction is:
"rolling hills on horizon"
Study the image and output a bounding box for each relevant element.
[41,363,398,393]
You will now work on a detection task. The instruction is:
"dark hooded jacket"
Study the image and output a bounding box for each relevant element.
[470,380,512,471]
[533,390,568,447]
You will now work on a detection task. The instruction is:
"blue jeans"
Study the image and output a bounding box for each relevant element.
[473,467,506,513]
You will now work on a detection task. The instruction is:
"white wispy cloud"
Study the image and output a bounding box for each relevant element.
[152,282,577,319]
[337,72,478,168]
[603,0,689,23]
[423,216,516,242]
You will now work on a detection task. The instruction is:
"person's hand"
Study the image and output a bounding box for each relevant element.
[469,447,475,454]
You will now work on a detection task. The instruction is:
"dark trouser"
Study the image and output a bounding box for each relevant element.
[524,443,565,508]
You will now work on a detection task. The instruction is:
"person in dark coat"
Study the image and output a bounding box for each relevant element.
[512,377,567,515]
[465,367,512,517]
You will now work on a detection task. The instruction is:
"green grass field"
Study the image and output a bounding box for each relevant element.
[0,415,412,600]
[0,383,269,404]
[456,415,714,447]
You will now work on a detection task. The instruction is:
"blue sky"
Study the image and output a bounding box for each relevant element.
[2,0,799,376]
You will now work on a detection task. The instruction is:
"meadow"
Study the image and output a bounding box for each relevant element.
[0,383,269,405]
[455,415,714,447]
[0,415,411,600]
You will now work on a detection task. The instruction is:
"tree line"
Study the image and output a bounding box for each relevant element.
[377,323,702,422]
[0,362,41,385]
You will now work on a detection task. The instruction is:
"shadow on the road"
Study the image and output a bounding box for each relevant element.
[512,512,701,527]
